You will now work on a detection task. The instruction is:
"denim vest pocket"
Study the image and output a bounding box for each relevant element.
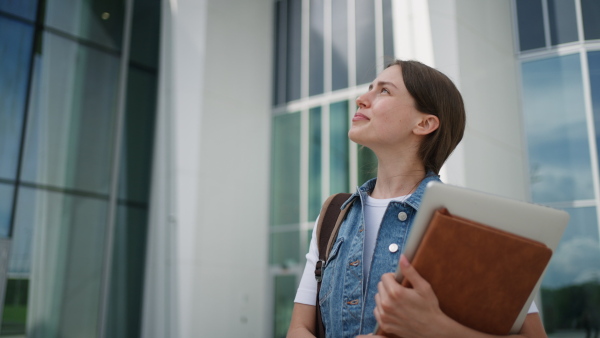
[318,237,344,305]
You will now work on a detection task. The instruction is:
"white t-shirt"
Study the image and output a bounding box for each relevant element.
[294,195,539,314]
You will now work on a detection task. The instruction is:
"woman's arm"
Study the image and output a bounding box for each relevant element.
[358,255,547,338]
[287,303,317,338]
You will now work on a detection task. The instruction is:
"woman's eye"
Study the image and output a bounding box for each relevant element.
[381,88,390,94]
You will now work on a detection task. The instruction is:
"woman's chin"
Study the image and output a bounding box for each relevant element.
[348,132,370,148]
[347,129,361,144]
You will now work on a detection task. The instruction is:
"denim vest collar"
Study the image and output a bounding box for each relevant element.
[341,171,439,210]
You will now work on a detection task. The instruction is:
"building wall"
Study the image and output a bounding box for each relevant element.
[143,0,272,337]
[429,0,529,200]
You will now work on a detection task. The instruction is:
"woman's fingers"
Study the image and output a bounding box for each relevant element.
[399,254,433,297]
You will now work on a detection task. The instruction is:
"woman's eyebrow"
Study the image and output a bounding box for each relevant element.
[368,81,399,90]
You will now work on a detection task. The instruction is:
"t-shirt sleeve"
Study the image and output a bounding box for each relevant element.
[293,217,320,306]
[527,300,538,314]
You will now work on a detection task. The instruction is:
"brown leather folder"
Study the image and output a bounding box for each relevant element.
[377,208,552,336]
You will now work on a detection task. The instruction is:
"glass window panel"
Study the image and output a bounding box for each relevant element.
[541,206,600,335]
[269,230,300,267]
[515,0,546,51]
[0,17,34,181]
[331,0,348,91]
[273,1,283,106]
[382,0,394,61]
[0,278,29,336]
[45,0,124,50]
[521,54,593,203]
[582,0,600,40]
[358,146,377,186]
[15,187,108,337]
[0,183,14,238]
[330,101,349,193]
[106,205,148,338]
[118,67,157,204]
[588,51,600,168]
[309,107,322,221]
[309,0,324,97]
[355,0,376,85]
[22,33,119,195]
[273,275,296,338]
[287,0,302,102]
[0,0,38,21]
[547,0,578,46]
[271,113,301,226]
[129,0,160,69]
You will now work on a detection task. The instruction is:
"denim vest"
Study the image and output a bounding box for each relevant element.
[318,174,441,337]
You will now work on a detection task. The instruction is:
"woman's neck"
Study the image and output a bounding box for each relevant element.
[370,151,427,199]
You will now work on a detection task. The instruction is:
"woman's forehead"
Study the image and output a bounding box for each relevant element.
[376,65,403,84]
[371,65,404,89]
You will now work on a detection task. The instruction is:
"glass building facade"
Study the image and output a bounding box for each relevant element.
[0,0,160,336]
[269,0,392,336]
[516,0,600,335]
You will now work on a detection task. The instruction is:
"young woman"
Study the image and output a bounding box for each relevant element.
[287,60,547,338]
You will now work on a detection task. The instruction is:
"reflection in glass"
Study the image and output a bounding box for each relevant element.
[129,0,160,69]
[271,113,301,226]
[0,17,35,181]
[118,67,157,204]
[309,0,324,97]
[309,107,322,221]
[0,279,29,336]
[547,0,578,46]
[330,101,349,193]
[269,230,299,266]
[515,0,545,51]
[273,1,285,105]
[331,0,348,91]
[8,187,35,276]
[0,184,14,238]
[45,0,124,50]
[106,205,148,338]
[19,187,108,337]
[521,54,593,203]
[287,0,302,102]
[541,207,600,335]
[544,207,600,288]
[582,0,600,40]
[358,145,377,185]
[587,51,600,165]
[0,0,38,21]
[273,275,296,338]
[382,0,394,61]
[21,33,119,195]
[355,0,376,85]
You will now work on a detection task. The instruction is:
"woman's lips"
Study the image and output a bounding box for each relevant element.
[352,113,370,121]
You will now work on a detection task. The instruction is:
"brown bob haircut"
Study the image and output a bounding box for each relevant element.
[387,60,466,175]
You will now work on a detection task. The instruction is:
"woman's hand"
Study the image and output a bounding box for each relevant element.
[359,255,548,338]
[372,255,452,337]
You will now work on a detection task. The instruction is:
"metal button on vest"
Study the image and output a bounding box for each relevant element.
[389,243,399,253]
[398,212,408,221]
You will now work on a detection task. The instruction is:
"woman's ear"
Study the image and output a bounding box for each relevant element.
[414,115,440,136]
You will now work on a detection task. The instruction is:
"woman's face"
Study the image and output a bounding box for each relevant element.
[349,65,426,150]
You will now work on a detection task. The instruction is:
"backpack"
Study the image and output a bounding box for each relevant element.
[314,193,353,338]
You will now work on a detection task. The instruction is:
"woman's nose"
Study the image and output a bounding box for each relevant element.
[356,94,369,109]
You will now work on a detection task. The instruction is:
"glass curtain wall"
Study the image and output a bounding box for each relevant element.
[269,0,393,336]
[515,0,600,335]
[0,0,160,337]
